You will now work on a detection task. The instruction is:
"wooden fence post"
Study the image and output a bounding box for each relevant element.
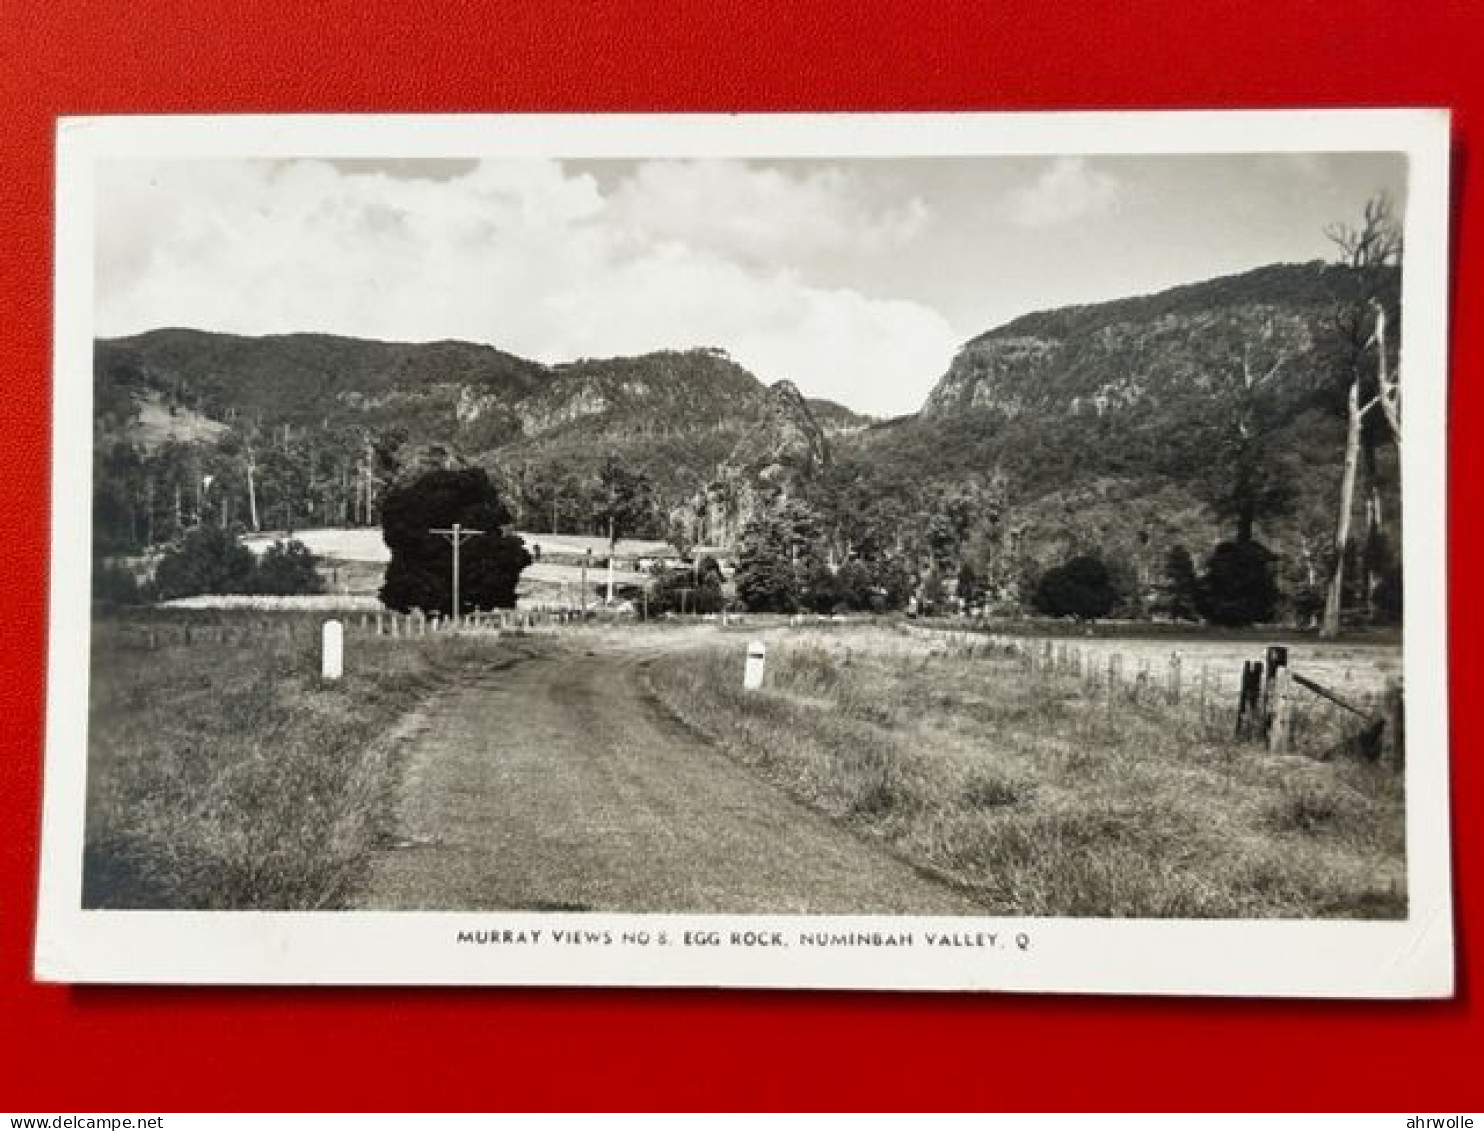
[1262,645,1289,734]
[1235,661,1262,740]
[1168,651,1182,706]
[1267,667,1293,755]
[1380,676,1405,769]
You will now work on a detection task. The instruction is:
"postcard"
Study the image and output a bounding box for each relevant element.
[37,110,1453,993]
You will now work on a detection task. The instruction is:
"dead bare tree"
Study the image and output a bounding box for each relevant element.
[1321,194,1403,638]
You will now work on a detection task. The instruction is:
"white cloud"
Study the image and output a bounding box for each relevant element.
[608,159,929,262]
[1005,156,1120,228]
[95,158,953,417]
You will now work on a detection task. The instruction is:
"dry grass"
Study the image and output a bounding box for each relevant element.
[646,625,1406,918]
[84,612,528,909]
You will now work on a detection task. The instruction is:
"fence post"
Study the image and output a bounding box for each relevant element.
[1236,661,1263,739]
[1380,676,1405,769]
[1168,651,1182,706]
[1262,645,1289,734]
[1267,667,1293,755]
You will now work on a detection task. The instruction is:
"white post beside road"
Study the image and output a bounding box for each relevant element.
[743,640,767,691]
[322,619,344,681]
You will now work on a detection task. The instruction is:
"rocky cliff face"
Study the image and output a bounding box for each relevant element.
[920,262,1367,426]
[725,379,831,483]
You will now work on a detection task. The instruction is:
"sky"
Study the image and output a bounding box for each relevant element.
[94,152,1406,418]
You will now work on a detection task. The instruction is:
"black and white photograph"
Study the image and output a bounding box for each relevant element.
[37,112,1453,993]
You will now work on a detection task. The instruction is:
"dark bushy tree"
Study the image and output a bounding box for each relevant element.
[1198,539,1280,626]
[153,525,259,600]
[256,539,325,596]
[379,467,531,615]
[1032,553,1118,620]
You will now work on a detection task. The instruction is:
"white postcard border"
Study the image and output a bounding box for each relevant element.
[38,110,1455,995]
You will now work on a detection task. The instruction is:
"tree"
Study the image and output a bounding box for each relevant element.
[379,467,531,615]
[1321,194,1403,637]
[1032,554,1118,620]
[153,524,259,600]
[649,555,724,615]
[1198,539,1279,627]
[1185,315,1308,546]
[955,561,982,608]
[735,510,803,612]
[1159,545,1201,621]
[595,455,654,602]
[256,539,325,595]
[92,559,141,606]
[665,515,695,562]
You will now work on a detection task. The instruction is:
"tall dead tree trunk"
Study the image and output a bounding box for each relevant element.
[1322,379,1365,637]
[245,444,260,532]
[1371,301,1402,449]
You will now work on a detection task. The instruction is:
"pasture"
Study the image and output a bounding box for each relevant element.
[83,609,532,909]
[83,607,1407,918]
[644,623,1407,918]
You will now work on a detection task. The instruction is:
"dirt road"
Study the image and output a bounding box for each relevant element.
[355,630,980,914]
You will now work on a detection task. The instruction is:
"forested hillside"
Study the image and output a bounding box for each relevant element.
[93,252,1403,628]
[92,332,860,553]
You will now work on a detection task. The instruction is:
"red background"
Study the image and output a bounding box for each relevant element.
[1,0,1479,1111]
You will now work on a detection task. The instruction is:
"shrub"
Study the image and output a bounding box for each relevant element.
[255,539,325,596]
[648,557,725,615]
[1158,545,1201,621]
[153,525,258,600]
[1198,539,1279,626]
[1032,554,1118,620]
[92,559,142,606]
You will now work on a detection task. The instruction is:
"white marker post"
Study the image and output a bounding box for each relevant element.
[322,619,344,681]
[743,640,767,691]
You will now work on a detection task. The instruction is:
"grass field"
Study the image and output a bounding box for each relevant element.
[645,624,1406,918]
[84,612,532,909]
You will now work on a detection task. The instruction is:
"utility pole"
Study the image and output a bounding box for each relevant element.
[606,518,616,604]
[431,522,484,628]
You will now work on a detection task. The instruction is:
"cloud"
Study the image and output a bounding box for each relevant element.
[94,158,953,417]
[1005,156,1120,228]
[608,159,929,262]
